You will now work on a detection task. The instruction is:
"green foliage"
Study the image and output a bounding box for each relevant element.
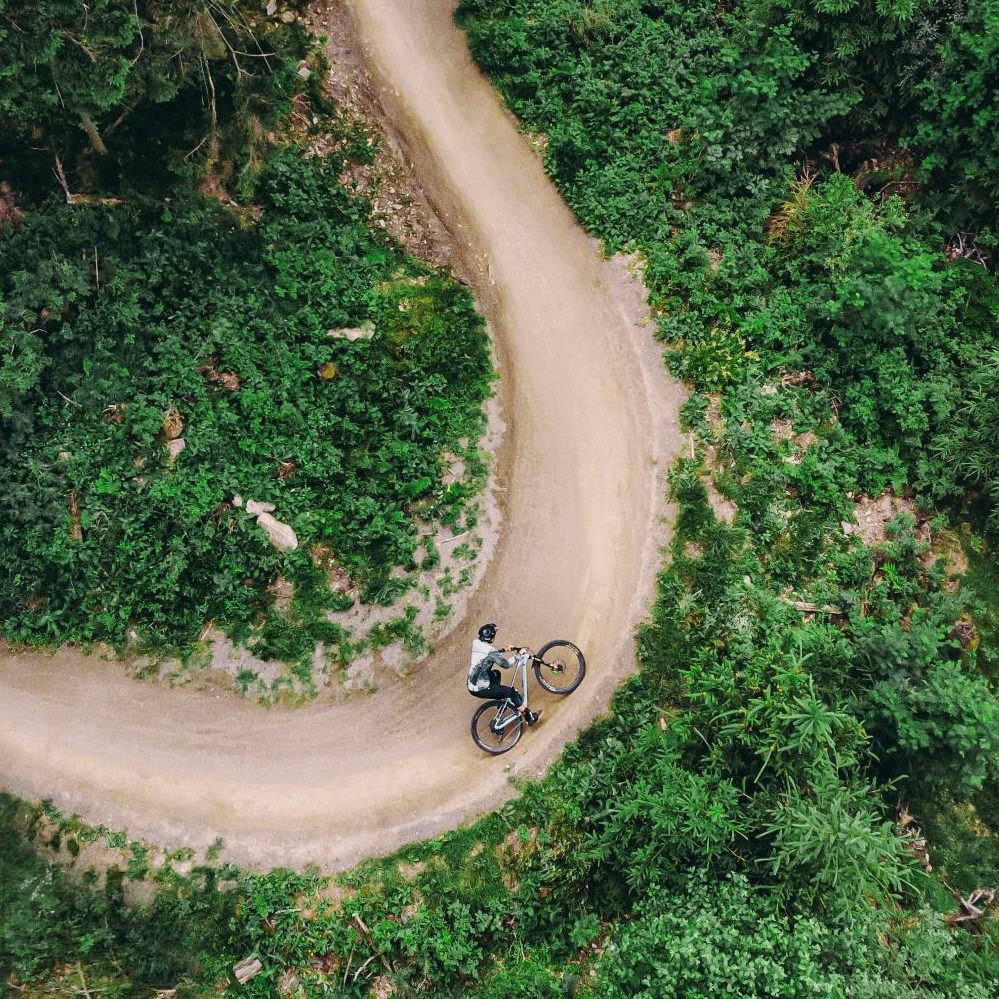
[910,0,999,229]
[475,956,561,999]
[743,0,933,123]
[872,660,999,796]
[598,872,997,997]
[931,347,999,530]
[597,872,842,998]
[0,0,317,190]
[0,0,138,144]
[583,725,745,892]
[0,794,252,990]
[746,173,999,511]
[0,154,491,646]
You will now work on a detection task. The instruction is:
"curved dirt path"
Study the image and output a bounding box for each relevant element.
[0,0,682,870]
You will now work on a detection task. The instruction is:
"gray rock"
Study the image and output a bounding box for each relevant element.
[256,512,298,551]
[166,437,186,463]
[327,323,376,342]
[380,642,404,672]
[246,499,276,516]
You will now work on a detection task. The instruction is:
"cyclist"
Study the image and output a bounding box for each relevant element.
[467,623,542,725]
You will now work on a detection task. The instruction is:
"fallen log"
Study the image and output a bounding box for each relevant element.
[233,956,262,984]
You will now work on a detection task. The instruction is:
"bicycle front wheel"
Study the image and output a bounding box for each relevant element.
[471,700,524,754]
[533,640,586,694]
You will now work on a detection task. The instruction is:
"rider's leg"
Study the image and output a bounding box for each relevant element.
[487,684,542,725]
[490,683,522,709]
[475,682,542,726]
[480,681,531,718]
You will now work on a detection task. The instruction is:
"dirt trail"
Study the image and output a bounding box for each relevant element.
[0,0,683,870]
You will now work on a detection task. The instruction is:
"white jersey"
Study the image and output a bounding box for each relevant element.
[470,638,497,670]
[468,638,503,692]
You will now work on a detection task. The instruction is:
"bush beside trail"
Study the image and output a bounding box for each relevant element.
[0,154,490,648]
[0,1,492,652]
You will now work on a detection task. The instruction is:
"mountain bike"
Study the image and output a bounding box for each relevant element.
[470,640,586,755]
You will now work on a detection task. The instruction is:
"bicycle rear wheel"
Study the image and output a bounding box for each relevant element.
[471,700,524,754]
[533,640,586,694]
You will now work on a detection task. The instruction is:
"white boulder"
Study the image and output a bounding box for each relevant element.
[256,512,298,551]
[246,499,276,515]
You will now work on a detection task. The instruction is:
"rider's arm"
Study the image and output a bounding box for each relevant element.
[498,647,531,666]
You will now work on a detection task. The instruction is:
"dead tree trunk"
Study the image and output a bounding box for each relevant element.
[80,113,108,155]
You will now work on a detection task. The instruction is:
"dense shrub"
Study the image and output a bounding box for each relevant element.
[909,0,999,229]
[749,173,999,508]
[0,794,252,989]
[596,872,996,998]
[0,0,318,192]
[0,154,491,645]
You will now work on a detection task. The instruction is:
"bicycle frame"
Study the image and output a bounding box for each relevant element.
[491,650,532,731]
[471,641,583,754]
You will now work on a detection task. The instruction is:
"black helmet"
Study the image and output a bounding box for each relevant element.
[478,622,498,643]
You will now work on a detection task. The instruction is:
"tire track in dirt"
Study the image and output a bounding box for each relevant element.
[0,0,684,869]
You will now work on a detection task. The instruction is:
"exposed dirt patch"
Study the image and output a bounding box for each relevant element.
[770,417,794,441]
[769,416,819,466]
[371,976,396,999]
[0,180,23,228]
[269,577,296,615]
[925,527,970,586]
[705,479,738,524]
[396,859,426,881]
[699,393,738,523]
[842,490,974,591]
[843,489,928,545]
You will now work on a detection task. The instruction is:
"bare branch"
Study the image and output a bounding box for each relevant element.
[128,0,145,68]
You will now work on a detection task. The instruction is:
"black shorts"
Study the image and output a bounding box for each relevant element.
[469,671,522,708]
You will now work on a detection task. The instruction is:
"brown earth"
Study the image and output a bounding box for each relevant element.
[0,0,684,870]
